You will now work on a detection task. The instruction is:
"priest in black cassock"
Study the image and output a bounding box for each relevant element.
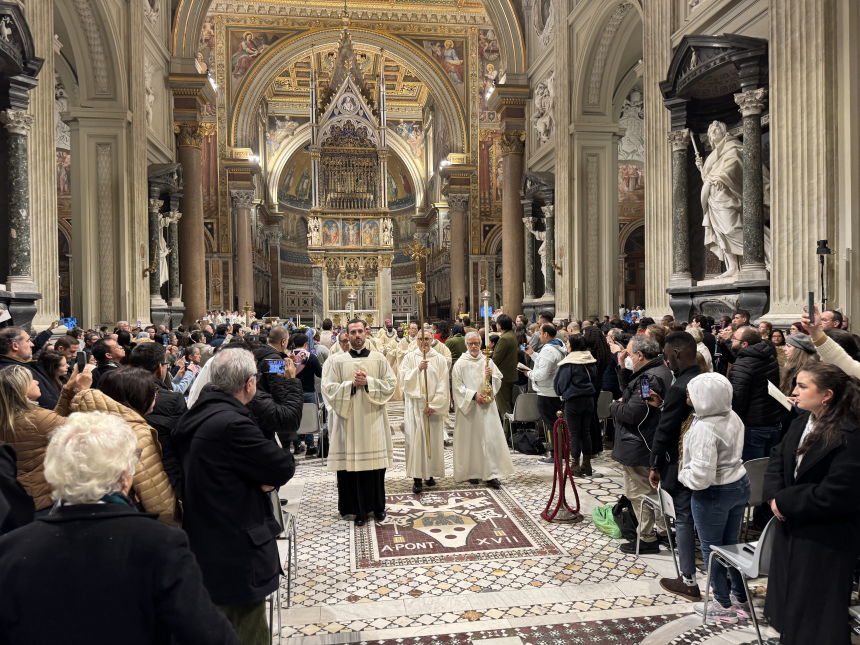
[321,320,397,526]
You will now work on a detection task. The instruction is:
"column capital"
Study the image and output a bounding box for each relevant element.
[667,128,691,152]
[174,122,203,148]
[309,254,326,267]
[447,193,469,212]
[500,130,526,157]
[168,210,182,224]
[148,198,162,213]
[230,189,255,209]
[542,204,555,218]
[734,88,768,117]
[0,110,34,136]
[200,122,217,137]
[378,253,394,268]
[264,229,282,247]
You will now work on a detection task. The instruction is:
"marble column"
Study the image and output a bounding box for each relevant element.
[543,205,556,295]
[176,123,206,325]
[447,193,469,315]
[28,0,59,325]
[147,198,165,305]
[1,111,37,293]
[378,254,393,324]
[735,89,769,281]
[266,230,281,318]
[522,215,536,300]
[500,130,526,315]
[231,189,255,311]
[168,211,182,304]
[668,128,693,285]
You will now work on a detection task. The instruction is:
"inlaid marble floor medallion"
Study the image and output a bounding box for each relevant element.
[351,485,565,570]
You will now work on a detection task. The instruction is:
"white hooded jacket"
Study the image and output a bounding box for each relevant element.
[677,372,747,491]
[526,340,567,397]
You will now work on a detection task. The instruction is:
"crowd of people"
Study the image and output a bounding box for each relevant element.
[0,302,857,644]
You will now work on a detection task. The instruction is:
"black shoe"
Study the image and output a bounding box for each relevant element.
[279,499,289,506]
[487,478,501,489]
[620,539,660,554]
[375,511,386,521]
[412,479,423,494]
[294,445,306,455]
[355,518,366,527]
[306,446,318,456]
[657,532,675,548]
[425,478,436,487]
[444,440,452,447]
[469,479,480,485]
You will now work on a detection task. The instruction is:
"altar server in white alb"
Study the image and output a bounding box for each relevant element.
[400,331,449,494]
[452,332,514,488]
[322,320,397,527]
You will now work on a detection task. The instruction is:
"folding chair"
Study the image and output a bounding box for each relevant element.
[635,483,680,578]
[702,517,777,645]
[267,510,298,644]
[740,457,769,542]
[596,390,613,441]
[298,402,320,455]
[502,392,543,447]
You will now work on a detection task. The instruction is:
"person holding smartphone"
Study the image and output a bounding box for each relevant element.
[609,335,673,554]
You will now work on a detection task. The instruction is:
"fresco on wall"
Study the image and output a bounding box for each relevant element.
[362,220,381,246]
[228,29,297,95]
[418,38,468,103]
[618,163,644,222]
[342,220,360,246]
[57,150,71,196]
[479,130,502,217]
[198,16,217,116]
[322,220,339,245]
[478,29,500,123]
[387,155,415,209]
[391,120,425,161]
[277,148,313,209]
[266,115,309,156]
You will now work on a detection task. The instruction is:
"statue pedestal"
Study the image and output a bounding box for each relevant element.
[150,304,186,330]
[0,289,41,333]
[522,295,555,322]
[666,279,769,323]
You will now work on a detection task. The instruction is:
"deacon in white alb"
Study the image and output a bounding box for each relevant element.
[451,331,514,488]
[322,320,397,527]
[400,331,449,494]
[392,321,420,401]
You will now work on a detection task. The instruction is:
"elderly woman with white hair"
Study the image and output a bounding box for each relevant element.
[0,412,241,645]
[687,326,713,372]
[172,347,294,642]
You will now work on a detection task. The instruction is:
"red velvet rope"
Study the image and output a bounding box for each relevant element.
[541,416,581,521]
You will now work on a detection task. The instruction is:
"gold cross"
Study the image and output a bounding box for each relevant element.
[344,274,361,290]
[406,238,429,283]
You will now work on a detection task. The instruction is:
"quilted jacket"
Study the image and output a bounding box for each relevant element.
[71,389,177,524]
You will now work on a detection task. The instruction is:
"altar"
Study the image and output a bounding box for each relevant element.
[305,18,395,324]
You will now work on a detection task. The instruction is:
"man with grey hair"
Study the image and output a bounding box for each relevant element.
[173,348,294,639]
[609,334,673,554]
[0,411,242,643]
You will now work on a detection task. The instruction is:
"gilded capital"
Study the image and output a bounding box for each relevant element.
[734,88,768,118]
[499,130,526,157]
[0,110,34,136]
[174,122,204,148]
[378,253,394,268]
[309,254,326,267]
[230,189,255,209]
[200,122,218,137]
[667,128,691,152]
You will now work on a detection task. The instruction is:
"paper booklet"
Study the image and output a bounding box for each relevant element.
[517,362,531,371]
[768,380,792,411]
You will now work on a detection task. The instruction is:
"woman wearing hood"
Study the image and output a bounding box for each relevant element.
[553,335,597,475]
[679,372,751,624]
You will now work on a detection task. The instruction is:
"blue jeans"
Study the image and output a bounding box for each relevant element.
[294,392,318,449]
[666,486,697,579]
[742,425,780,461]
[691,475,751,607]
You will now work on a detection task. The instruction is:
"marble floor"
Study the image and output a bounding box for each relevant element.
[273,402,780,645]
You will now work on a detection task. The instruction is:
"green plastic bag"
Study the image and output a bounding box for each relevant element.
[591,504,623,539]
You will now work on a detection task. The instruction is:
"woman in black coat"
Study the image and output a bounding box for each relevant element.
[553,335,597,475]
[763,362,860,645]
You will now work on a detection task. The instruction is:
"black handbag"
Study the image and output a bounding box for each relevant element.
[611,495,640,541]
[512,431,545,455]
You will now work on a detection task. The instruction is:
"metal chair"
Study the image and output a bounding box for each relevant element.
[635,483,681,578]
[702,517,778,644]
[503,392,542,447]
[596,390,613,439]
[267,510,298,644]
[740,457,769,542]
[298,401,320,454]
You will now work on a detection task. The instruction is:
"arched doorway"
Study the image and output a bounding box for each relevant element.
[622,225,645,308]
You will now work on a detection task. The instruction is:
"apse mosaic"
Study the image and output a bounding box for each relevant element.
[351,487,565,570]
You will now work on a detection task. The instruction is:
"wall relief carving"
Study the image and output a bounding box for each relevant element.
[532,70,555,145]
[618,88,644,162]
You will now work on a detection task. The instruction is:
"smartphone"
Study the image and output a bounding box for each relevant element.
[264,359,285,374]
[807,291,815,321]
[519,344,526,351]
[640,376,651,400]
[76,351,87,372]
[720,320,727,329]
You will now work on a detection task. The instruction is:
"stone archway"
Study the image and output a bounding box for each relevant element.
[619,221,645,309]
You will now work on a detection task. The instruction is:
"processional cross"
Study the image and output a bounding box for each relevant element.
[405,238,432,459]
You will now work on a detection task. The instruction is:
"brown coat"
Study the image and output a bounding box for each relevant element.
[2,386,76,511]
[71,389,177,524]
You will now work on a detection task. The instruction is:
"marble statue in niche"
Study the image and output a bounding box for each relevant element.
[158,214,170,286]
[144,57,155,130]
[697,120,771,277]
[308,217,321,246]
[55,73,70,150]
[382,218,393,246]
[618,88,644,162]
[532,71,555,145]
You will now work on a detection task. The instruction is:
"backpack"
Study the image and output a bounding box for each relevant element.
[591,504,623,539]
[611,495,639,541]
[512,431,545,455]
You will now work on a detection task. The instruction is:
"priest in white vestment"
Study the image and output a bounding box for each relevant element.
[392,321,420,401]
[451,332,514,488]
[400,332,449,494]
[322,320,397,526]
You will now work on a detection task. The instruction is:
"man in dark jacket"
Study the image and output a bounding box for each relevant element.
[0,327,58,410]
[610,335,673,554]
[646,331,702,602]
[91,338,125,389]
[253,325,289,396]
[129,342,187,496]
[727,326,783,460]
[209,324,229,348]
[173,347,294,640]
[491,314,518,418]
[0,441,33,535]
[246,347,303,450]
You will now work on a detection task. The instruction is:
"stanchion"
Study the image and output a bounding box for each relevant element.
[542,410,583,523]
